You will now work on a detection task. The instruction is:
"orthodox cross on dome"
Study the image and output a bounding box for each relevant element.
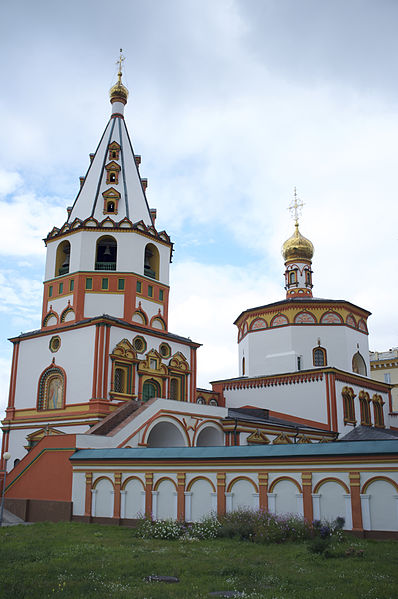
[288,187,304,226]
[116,48,126,80]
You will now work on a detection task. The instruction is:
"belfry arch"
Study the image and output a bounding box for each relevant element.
[95,235,117,270]
[55,240,71,277]
[144,243,159,279]
[352,351,367,376]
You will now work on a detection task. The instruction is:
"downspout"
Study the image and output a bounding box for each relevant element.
[233,418,238,446]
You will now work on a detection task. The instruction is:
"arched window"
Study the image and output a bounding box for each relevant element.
[143,379,161,402]
[110,339,136,399]
[95,236,117,270]
[114,367,125,393]
[55,240,71,277]
[359,391,371,425]
[289,271,296,284]
[313,347,327,367]
[242,356,245,375]
[352,351,367,375]
[37,366,65,410]
[106,201,115,213]
[170,378,179,401]
[372,394,385,428]
[144,243,159,280]
[342,386,356,424]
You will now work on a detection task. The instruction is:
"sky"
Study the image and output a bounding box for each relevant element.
[0,0,397,416]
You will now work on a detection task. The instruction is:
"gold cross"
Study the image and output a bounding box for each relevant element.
[288,187,304,226]
[116,48,125,76]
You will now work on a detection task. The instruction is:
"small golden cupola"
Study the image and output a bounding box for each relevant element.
[109,49,129,108]
[282,189,314,298]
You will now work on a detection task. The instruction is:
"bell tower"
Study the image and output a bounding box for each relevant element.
[41,51,173,332]
[2,54,200,467]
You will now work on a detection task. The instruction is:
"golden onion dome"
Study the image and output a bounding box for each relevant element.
[109,72,129,104]
[282,223,314,262]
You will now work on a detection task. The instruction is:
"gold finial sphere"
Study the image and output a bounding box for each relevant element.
[282,188,313,261]
[109,50,129,104]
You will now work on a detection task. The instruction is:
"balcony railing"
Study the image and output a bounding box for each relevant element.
[95,262,116,271]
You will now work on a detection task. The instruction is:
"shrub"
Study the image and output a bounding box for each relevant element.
[189,516,222,540]
[136,518,185,540]
[308,517,345,556]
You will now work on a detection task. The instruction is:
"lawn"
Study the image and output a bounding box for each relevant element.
[0,522,396,598]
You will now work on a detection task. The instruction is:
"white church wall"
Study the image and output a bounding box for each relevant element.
[365,480,398,531]
[5,429,32,468]
[154,479,177,520]
[65,229,170,286]
[110,399,227,448]
[240,323,370,377]
[70,454,398,531]
[272,479,301,516]
[229,479,259,511]
[92,478,113,517]
[71,471,86,517]
[223,379,327,424]
[188,478,216,522]
[316,481,347,523]
[334,379,390,434]
[84,293,124,318]
[13,326,96,412]
[137,297,164,323]
[47,294,73,316]
[123,478,145,519]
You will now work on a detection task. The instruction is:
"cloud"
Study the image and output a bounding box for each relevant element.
[0,0,397,423]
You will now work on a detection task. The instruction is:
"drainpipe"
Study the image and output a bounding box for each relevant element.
[293,427,300,444]
[233,418,238,446]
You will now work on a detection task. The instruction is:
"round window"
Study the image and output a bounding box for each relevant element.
[159,343,171,358]
[49,336,61,353]
[133,336,146,353]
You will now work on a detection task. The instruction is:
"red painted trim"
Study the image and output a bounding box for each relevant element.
[84,473,93,516]
[113,473,122,518]
[123,276,134,321]
[97,325,105,400]
[145,473,153,518]
[325,373,331,430]
[330,373,338,431]
[91,325,100,399]
[177,473,185,521]
[102,325,110,399]
[267,409,329,431]
[217,473,226,516]
[301,473,313,522]
[349,472,363,531]
[7,341,20,412]
[258,472,268,511]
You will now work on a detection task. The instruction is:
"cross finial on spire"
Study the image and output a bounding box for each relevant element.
[116,48,126,82]
[288,187,305,226]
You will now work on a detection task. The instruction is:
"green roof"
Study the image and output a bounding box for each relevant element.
[70,440,398,462]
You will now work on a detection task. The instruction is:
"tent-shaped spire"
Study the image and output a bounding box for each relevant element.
[67,55,153,226]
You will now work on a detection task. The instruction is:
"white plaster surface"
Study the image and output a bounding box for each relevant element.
[84,293,124,318]
[240,323,370,377]
[223,379,327,423]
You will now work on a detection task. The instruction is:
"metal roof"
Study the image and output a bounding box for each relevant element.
[70,440,398,462]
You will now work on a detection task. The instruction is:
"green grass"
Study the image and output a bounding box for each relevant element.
[0,522,397,598]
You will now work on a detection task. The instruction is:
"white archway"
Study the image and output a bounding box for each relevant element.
[146,420,187,447]
[196,425,224,446]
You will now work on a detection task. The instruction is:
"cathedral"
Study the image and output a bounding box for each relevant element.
[2,60,398,533]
